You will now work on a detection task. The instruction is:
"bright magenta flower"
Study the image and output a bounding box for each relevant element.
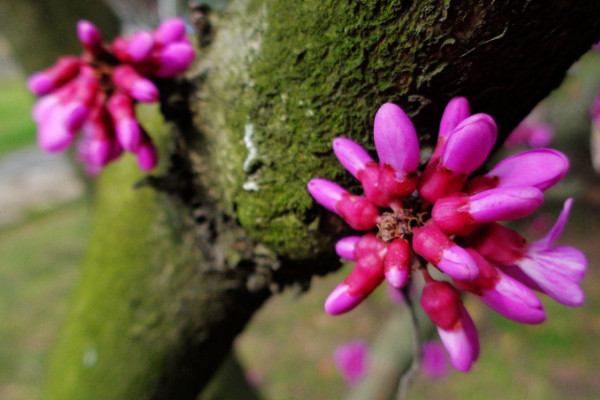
[308,98,584,372]
[28,18,195,174]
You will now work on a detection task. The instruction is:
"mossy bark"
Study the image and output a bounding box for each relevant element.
[3,0,599,399]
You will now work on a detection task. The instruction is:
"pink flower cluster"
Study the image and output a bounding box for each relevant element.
[28,18,195,174]
[334,340,369,386]
[308,98,587,372]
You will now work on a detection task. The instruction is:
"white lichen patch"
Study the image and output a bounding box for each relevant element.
[243,180,260,191]
[243,122,258,172]
[82,347,98,368]
[242,122,261,192]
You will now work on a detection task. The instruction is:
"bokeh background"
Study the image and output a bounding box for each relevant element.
[1,2,599,399]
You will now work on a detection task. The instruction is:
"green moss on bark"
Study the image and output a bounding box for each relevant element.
[198,0,465,258]
[197,0,600,261]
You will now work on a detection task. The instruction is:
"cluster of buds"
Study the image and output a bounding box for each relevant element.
[28,18,195,174]
[308,98,587,372]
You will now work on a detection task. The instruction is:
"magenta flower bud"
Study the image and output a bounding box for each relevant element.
[335,236,361,260]
[436,305,480,373]
[62,101,90,132]
[420,280,463,330]
[32,95,60,124]
[136,135,158,171]
[154,17,187,45]
[333,138,373,178]
[128,31,155,62]
[438,246,480,282]
[37,113,77,153]
[353,233,387,259]
[431,97,471,162]
[440,113,497,175]
[80,107,114,167]
[308,179,379,230]
[77,20,104,55]
[115,120,142,152]
[469,149,569,193]
[480,270,546,324]
[307,178,346,214]
[419,114,497,204]
[86,136,112,167]
[468,186,544,222]
[373,103,420,174]
[439,97,471,139]
[412,225,479,281]
[107,92,142,151]
[434,187,544,235]
[155,42,196,77]
[383,238,411,289]
[335,194,380,231]
[61,73,99,131]
[112,65,159,103]
[325,284,365,315]
[27,56,80,95]
[326,251,385,314]
[110,36,131,62]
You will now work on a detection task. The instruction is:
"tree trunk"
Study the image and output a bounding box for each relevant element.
[3,0,600,399]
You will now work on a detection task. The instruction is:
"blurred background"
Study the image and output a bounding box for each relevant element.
[1,1,600,399]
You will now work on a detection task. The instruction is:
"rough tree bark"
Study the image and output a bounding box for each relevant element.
[3,1,600,399]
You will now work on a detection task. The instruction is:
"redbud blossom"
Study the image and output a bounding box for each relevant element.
[28,18,195,174]
[308,98,586,372]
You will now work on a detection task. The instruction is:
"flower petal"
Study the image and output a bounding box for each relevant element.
[530,198,573,250]
[517,250,586,307]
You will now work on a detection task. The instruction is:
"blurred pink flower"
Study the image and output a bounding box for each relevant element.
[245,369,264,387]
[505,120,554,148]
[421,340,449,379]
[334,340,369,386]
[28,18,195,174]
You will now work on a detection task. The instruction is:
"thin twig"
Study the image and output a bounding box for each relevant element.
[396,257,429,400]
[395,288,421,400]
